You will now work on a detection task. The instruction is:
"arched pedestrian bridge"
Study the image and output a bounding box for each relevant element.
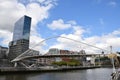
[11,36,109,68]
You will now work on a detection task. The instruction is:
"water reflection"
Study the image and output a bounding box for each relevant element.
[0,68,112,80]
[5,74,27,80]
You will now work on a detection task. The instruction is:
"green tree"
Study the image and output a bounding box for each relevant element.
[52,59,82,66]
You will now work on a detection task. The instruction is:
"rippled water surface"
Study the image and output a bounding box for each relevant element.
[0,68,113,80]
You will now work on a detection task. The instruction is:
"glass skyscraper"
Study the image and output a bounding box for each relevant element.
[13,15,31,41]
[8,15,31,60]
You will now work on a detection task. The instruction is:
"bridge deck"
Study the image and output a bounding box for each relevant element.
[12,54,103,62]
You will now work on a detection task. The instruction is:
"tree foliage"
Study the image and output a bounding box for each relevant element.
[52,59,81,66]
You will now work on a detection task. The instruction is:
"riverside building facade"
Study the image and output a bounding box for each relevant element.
[0,46,8,59]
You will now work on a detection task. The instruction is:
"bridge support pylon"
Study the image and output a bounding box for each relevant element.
[14,62,18,67]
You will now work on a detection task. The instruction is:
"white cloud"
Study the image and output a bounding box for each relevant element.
[48,20,86,51]
[95,0,117,7]
[0,0,56,50]
[0,0,24,31]
[102,31,120,48]
[0,30,12,46]
[83,31,120,53]
[30,35,47,54]
[67,20,77,25]
[73,26,85,36]
[26,2,54,27]
[49,24,86,51]
[47,19,72,30]
[37,0,45,3]
[108,1,117,7]
[48,19,120,54]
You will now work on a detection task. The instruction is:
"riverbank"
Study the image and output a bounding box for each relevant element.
[0,66,101,74]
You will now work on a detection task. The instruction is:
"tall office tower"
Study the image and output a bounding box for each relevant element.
[8,15,31,60]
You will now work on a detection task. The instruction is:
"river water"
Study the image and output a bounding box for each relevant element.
[0,68,113,80]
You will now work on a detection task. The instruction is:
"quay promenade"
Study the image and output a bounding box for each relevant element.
[0,66,101,74]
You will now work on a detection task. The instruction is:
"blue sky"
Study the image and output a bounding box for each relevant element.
[0,0,120,54]
[37,0,120,53]
[39,0,120,37]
